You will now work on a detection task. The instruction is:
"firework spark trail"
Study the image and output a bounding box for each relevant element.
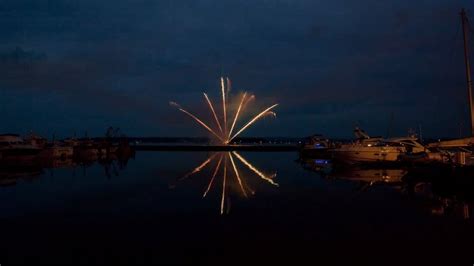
[169,101,181,108]
[180,153,217,180]
[246,185,256,195]
[229,104,279,143]
[227,92,247,141]
[174,106,225,143]
[232,151,279,186]
[228,152,248,197]
[221,77,227,137]
[225,197,231,214]
[203,154,223,198]
[226,77,232,94]
[203,93,223,134]
[220,156,227,215]
[263,111,277,118]
[242,95,255,111]
[171,78,277,145]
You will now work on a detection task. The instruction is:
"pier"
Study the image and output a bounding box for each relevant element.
[133,144,299,152]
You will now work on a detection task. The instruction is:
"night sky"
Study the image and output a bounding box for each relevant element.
[1,0,473,139]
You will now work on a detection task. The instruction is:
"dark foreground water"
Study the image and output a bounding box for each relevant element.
[0,151,473,265]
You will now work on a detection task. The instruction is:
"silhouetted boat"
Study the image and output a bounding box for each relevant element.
[75,140,100,161]
[38,142,74,159]
[299,134,332,157]
[0,134,42,160]
[416,9,474,164]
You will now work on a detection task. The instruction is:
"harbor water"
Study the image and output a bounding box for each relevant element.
[0,151,473,264]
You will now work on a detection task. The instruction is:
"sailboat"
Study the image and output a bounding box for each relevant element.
[430,9,474,149]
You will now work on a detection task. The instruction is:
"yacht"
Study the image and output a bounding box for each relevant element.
[0,134,43,160]
[331,128,427,164]
[38,142,74,159]
[331,139,405,163]
[75,139,100,161]
[23,133,74,159]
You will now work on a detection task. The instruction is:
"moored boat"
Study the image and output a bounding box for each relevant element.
[38,142,74,159]
[0,134,43,161]
[299,134,332,157]
[331,141,405,163]
[330,128,428,164]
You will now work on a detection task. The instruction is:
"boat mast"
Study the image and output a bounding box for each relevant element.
[460,8,474,136]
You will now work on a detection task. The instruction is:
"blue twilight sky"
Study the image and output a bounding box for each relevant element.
[0,0,473,138]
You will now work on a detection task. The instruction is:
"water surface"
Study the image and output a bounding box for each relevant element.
[0,151,473,265]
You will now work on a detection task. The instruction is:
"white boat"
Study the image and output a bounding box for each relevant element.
[332,139,405,163]
[0,134,43,160]
[23,133,74,159]
[24,133,48,149]
[331,128,427,163]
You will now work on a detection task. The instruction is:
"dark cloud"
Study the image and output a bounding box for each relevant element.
[0,0,472,137]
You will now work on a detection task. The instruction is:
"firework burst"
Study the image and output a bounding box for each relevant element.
[170,77,278,144]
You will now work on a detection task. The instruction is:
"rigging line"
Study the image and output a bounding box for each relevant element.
[465,10,474,40]
[449,19,462,59]
[466,10,472,28]
[470,19,474,51]
[453,19,469,124]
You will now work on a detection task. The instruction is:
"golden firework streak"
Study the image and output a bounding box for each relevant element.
[228,104,279,143]
[180,153,217,180]
[221,77,227,137]
[171,78,277,145]
[263,111,276,118]
[220,157,227,215]
[203,154,223,197]
[227,92,247,141]
[232,151,279,186]
[228,152,248,197]
[177,107,225,143]
[226,77,232,94]
[203,93,224,134]
[243,95,255,109]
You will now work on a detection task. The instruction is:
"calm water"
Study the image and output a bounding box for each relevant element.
[0,151,473,265]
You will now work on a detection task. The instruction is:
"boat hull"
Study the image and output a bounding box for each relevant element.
[331,147,404,163]
[39,146,74,159]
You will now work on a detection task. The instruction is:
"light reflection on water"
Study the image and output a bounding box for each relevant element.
[0,151,472,220]
[170,152,278,215]
[1,151,474,264]
[298,156,474,220]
